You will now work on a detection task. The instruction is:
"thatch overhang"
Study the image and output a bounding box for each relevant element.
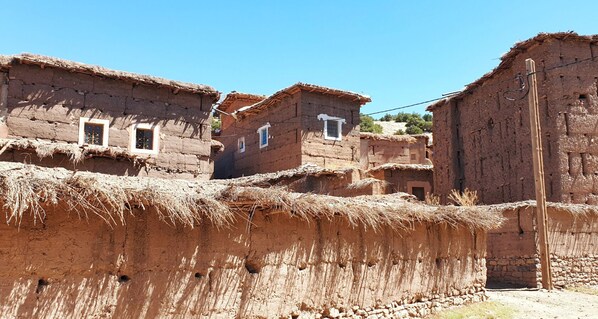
[360,132,430,144]
[427,32,598,112]
[0,162,502,231]
[367,163,434,173]
[0,53,220,101]
[218,92,266,113]
[235,82,371,120]
[0,138,149,165]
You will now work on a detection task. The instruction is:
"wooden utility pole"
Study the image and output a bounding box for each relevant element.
[525,58,553,290]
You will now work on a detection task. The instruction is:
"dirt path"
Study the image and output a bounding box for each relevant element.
[486,288,598,319]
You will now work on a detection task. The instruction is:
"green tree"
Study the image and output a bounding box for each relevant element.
[394,129,406,135]
[360,114,383,134]
[422,113,433,122]
[211,116,221,132]
[379,114,394,121]
[406,125,424,135]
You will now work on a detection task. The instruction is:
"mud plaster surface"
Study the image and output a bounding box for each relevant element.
[0,207,486,319]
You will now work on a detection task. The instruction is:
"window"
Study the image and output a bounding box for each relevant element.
[78,117,110,147]
[411,187,426,201]
[238,136,246,153]
[257,123,271,148]
[130,123,160,155]
[317,114,345,141]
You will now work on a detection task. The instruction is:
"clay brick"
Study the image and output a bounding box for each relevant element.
[169,91,203,109]
[85,92,126,113]
[124,98,166,118]
[9,64,54,85]
[161,135,183,154]
[93,77,132,96]
[54,122,79,143]
[7,79,23,99]
[108,127,130,148]
[52,70,95,92]
[132,83,171,102]
[7,117,56,140]
[181,138,211,157]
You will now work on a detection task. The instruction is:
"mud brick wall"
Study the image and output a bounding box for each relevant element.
[0,206,487,319]
[432,38,598,204]
[301,91,361,169]
[226,93,302,177]
[1,64,213,179]
[361,137,428,169]
[369,168,433,196]
[486,207,539,287]
[487,205,598,288]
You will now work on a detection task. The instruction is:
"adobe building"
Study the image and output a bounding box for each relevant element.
[0,54,220,179]
[214,83,371,178]
[359,132,431,169]
[367,163,433,200]
[428,32,598,204]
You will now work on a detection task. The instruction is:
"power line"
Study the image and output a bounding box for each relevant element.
[366,54,597,117]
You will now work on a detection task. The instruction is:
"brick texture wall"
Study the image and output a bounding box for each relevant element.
[301,91,361,169]
[432,38,598,204]
[487,205,598,288]
[2,64,213,179]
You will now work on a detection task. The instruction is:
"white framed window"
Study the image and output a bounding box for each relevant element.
[238,136,246,153]
[78,117,110,147]
[317,114,345,141]
[130,123,160,155]
[257,123,271,149]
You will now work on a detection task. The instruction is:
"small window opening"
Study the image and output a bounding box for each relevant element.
[238,137,246,153]
[411,187,425,201]
[130,124,160,154]
[136,128,154,150]
[317,114,345,141]
[257,123,271,149]
[84,123,104,145]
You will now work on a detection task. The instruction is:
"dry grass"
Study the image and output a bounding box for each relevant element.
[0,138,143,164]
[0,162,504,230]
[448,188,479,206]
[425,194,441,205]
[430,302,515,319]
[567,286,598,296]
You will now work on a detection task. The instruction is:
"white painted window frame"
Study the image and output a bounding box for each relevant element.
[130,123,160,155]
[257,122,271,149]
[238,136,246,153]
[317,114,345,141]
[78,117,110,147]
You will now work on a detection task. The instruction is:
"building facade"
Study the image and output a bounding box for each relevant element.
[0,54,220,179]
[429,33,598,204]
[214,83,370,178]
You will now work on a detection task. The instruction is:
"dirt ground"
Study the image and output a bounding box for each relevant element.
[486,287,598,319]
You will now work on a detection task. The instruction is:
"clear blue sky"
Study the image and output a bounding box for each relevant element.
[1,1,596,117]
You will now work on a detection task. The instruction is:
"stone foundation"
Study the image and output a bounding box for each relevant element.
[307,290,487,319]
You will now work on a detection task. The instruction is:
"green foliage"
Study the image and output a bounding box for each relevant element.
[360,114,383,134]
[405,125,424,134]
[385,112,433,134]
[394,129,406,135]
[379,114,394,121]
[211,116,221,132]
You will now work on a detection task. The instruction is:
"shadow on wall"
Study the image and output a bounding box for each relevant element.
[8,83,207,141]
[0,207,485,318]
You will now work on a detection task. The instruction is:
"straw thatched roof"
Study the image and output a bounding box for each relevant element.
[360,132,431,144]
[218,92,266,112]
[0,53,220,100]
[0,162,503,230]
[235,83,371,120]
[427,32,598,111]
[0,138,147,164]
[221,163,354,188]
[486,200,598,216]
[367,163,433,173]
